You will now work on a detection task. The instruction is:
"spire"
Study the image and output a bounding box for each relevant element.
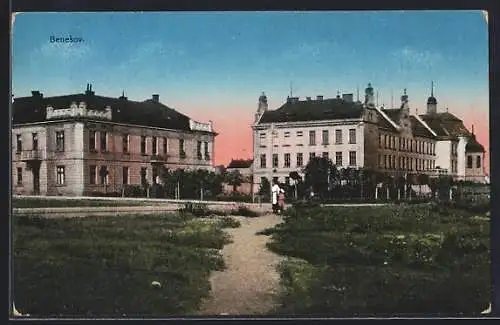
[472,124,475,135]
[431,80,434,97]
[356,85,360,102]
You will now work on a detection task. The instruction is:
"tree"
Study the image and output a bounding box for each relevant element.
[304,156,335,200]
[225,169,244,193]
[258,177,271,200]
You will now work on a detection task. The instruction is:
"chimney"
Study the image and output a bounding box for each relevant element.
[152,94,159,103]
[85,83,94,96]
[316,95,323,101]
[342,93,354,102]
[31,90,43,98]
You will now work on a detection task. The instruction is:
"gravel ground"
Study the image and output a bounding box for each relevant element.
[196,214,284,316]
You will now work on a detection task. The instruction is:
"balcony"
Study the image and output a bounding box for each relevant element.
[18,150,43,161]
[150,154,168,164]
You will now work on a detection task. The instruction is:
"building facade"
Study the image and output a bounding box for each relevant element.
[12,84,217,196]
[222,159,253,195]
[251,83,487,193]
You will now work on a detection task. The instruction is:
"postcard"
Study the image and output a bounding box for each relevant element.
[10,10,491,318]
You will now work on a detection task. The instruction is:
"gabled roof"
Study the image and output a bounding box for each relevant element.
[257,98,365,124]
[227,159,253,169]
[12,92,208,133]
[418,112,469,138]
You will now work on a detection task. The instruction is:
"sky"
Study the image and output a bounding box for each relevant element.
[11,11,489,173]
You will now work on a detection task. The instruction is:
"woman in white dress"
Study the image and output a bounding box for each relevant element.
[271,180,281,213]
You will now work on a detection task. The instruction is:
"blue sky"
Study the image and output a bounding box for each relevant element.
[11,11,490,165]
[12,11,488,111]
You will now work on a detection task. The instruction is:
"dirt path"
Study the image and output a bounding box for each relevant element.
[196,214,284,316]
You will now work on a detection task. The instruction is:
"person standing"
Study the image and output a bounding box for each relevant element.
[271,179,281,213]
[278,188,286,214]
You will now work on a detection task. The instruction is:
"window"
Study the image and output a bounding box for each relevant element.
[272,154,278,168]
[296,153,303,167]
[284,132,290,138]
[391,136,395,149]
[349,151,356,166]
[141,136,147,154]
[99,166,109,185]
[89,165,97,185]
[379,134,383,148]
[163,137,168,154]
[348,129,356,144]
[335,129,342,144]
[56,166,65,185]
[322,152,329,160]
[467,156,473,168]
[296,131,303,137]
[100,131,107,152]
[204,141,210,160]
[17,167,22,185]
[259,133,266,139]
[121,134,129,153]
[32,133,38,150]
[384,135,388,149]
[322,130,329,145]
[197,141,202,159]
[16,134,22,152]
[335,152,342,166]
[123,167,129,185]
[140,167,147,186]
[309,152,316,160]
[272,176,279,184]
[284,153,291,167]
[179,139,185,157]
[260,154,266,168]
[476,156,481,168]
[56,131,65,151]
[89,131,96,151]
[152,137,158,155]
[309,130,316,145]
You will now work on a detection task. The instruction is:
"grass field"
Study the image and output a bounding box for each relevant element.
[261,203,491,316]
[12,212,241,317]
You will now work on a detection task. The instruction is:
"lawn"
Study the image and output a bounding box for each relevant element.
[261,203,491,316]
[12,212,241,317]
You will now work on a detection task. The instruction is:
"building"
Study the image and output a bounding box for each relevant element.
[417,82,486,182]
[12,84,217,196]
[251,83,487,193]
[222,159,253,195]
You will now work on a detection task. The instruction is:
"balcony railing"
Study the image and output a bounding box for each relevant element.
[18,150,43,161]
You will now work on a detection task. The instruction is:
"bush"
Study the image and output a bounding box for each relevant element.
[216,193,253,203]
[123,185,146,198]
[217,216,241,228]
[178,202,211,217]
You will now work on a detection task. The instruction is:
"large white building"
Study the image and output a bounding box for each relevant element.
[251,83,486,193]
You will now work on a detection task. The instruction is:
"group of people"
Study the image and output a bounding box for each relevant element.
[271,180,286,214]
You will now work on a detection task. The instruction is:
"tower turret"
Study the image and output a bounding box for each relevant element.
[255,92,268,123]
[426,81,437,114]
[364,83,375,107]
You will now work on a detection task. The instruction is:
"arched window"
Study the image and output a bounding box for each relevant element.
[467,156,473,169]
